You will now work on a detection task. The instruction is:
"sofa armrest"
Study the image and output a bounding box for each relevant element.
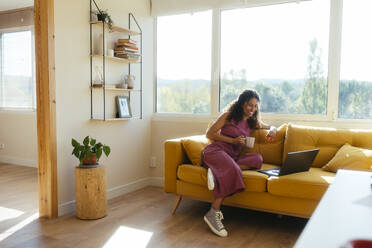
[164,138,188,194]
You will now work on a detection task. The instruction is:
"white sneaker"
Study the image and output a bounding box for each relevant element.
[204,208,228,237]
[207,168,215,190]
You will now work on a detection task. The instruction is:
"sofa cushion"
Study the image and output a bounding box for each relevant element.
[177,163,279,193]
[243,124,287,165]
[322,144,372,172]
[267,167,335,200]
[283,124,353,168]
[181,135,210,166]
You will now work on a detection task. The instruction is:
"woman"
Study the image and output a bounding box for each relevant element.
[202,89,277,237]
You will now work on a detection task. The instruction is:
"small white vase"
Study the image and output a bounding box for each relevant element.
[124,75,135,89]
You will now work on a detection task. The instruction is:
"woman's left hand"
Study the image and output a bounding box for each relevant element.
[265,128,276,143]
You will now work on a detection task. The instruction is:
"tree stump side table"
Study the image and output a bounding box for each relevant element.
[75,166,107,219]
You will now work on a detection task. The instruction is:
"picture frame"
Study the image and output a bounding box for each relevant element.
[116,95,132,118]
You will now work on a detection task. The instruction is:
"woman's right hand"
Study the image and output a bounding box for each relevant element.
[232,135,246,145]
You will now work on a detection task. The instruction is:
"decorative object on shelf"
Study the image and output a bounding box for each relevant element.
[93,65,103,86]
[124,74,135,89]
[93,9,113,31]
[116,82,128,89]
[71,136,111,167]
[116,95,132,118]
[114,38,141,61]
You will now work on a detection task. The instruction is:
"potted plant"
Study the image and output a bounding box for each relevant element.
[93,9,114,31]
[72,136,111,167]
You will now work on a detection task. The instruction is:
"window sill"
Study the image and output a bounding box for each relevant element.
[0,108,36,115]
[151,113,372,129]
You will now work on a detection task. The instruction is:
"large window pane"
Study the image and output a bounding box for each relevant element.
[157,11,211,114]
[220,0,330,114]
[1,30,34,109]
[339,0,372,119]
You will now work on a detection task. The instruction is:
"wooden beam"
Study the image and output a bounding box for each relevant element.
[34,0,58,218]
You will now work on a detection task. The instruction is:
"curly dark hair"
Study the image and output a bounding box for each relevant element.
[226,89,261,129]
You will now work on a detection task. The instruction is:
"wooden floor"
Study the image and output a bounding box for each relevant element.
[0,163,38,235]
[0,168,308,248]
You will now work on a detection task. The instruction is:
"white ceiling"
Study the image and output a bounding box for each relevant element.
[0,0,33,11]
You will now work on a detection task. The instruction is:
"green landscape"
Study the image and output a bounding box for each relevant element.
[157,40,372,119]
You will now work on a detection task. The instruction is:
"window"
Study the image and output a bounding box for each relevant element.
[0,29,35,110]
[220,0,330,114]
[155,0,372,122]
[156,11,212,114]
[339,0,372,119]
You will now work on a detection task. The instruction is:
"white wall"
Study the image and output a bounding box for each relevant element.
[54,0,153,214]
[0,111,37,167]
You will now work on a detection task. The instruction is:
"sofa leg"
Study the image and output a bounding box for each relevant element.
[172,195,182,215]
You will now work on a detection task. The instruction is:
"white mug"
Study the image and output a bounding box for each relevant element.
[245,137,255,148]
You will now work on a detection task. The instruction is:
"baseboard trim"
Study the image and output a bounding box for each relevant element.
[58,176,165,216]
[58,200,76,217]
[107,177,151,199]
[149,177,164,187]
[0,155,37,168]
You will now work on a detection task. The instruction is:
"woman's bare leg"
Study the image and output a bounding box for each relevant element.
[212,197,224,210]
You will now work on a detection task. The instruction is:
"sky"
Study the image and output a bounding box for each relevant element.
[3,30,32,77]
[340,0,372,82]
[157,0,372,82]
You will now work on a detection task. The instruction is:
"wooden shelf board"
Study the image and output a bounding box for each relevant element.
[91,86,141,92]
[91,54,140,64]
[91,118,130,121]
[90,21,141,36]
[91,116,140,121]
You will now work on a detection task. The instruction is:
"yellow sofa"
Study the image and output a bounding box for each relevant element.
[164,123,372,218]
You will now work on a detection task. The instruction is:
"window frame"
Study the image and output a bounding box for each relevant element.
[154,0,372,124]
[0,25,36,112]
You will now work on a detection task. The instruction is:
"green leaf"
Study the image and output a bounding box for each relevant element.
[73,149,80,158]
[83,136,90,146]
[103,145,111,157]
[86,150,92,159]
[96,148,103,160]
[71,138,79,148]
[79,151,85,163]
[90,138,96,146]
[72,147,78,156]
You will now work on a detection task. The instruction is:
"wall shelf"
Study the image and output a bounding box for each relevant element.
[91,54,141,64]
[89,21,140,36]
[91,116,141,121]
[90,86,141,92]
[89,0,142,121]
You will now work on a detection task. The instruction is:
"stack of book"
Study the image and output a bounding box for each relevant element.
[114,38,141,61]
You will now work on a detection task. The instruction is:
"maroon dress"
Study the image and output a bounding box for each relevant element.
[202,119,263,198]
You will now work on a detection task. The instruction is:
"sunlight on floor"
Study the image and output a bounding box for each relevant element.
[103,226,153,248]
[321,175,335,184]
[0,212,39,242]
[0,207,24,222]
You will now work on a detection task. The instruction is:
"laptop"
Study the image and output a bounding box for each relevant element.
[258,149,320,177]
